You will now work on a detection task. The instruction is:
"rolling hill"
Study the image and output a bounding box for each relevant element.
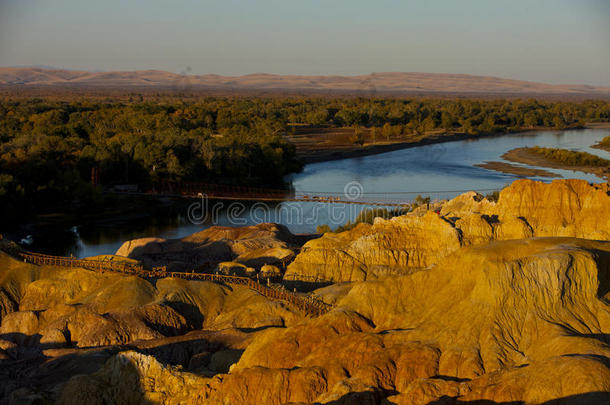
[1,67,609,97]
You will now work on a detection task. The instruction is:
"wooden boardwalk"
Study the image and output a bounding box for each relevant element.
[18,251,331,317]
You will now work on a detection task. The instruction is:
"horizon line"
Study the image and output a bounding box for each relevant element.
[4,65,610,88]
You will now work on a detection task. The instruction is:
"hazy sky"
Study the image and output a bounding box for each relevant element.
[1,0,609,85]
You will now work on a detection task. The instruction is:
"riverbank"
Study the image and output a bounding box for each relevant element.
[475,161,559,178]
[3,195,192,256]
[502,147,610,181]
[592,133,610,153]
[292,123,610,164]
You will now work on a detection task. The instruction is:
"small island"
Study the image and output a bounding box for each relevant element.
[502,146,610,181]
[475,161,559,178]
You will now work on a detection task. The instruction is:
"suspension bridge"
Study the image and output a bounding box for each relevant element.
[14,250,331,317]
[111,181,501,208]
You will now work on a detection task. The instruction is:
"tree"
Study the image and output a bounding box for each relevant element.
[441,112,455,131]
[524,112,539,128]
[370,126,377,143]
[165,150,183,178]
[553,115,567,129]
[349,126,364,146]
[382,123,393,140]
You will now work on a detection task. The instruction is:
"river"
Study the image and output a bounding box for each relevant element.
[17,128,610,257]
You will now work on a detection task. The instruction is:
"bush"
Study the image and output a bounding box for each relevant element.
[332,207,409,233]
[348,127,365,146]
[316,224,332,234]
[527,146,610,167]
[413,195,431,206]
[485,191,500,202]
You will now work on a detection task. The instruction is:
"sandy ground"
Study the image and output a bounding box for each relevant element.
[291,123,610,164]
[288,127,472,163]
[585,122,610,130]
[591,129,610,152]
[475,161,559,178]
[501,148,610,181]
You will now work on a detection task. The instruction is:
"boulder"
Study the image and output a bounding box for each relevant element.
[115,223,301,271]
[216,261,249,276]
[235,246,294,268]
[215,238,610,404]
[57,351,206,405]
[259,264,282,278]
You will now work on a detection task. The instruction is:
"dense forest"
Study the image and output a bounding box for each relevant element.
[1,96,609,224]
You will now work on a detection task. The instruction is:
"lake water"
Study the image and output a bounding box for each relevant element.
[20,128,610,257]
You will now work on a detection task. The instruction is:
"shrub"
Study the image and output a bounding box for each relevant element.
[323,207,409,233]
[527,146,610,167]
[316,224,332,234]
[485,191,500,202]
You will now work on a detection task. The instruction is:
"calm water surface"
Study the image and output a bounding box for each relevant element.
[21,128,610,257]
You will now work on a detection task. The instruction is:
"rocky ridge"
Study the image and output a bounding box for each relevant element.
[285,179,610,282]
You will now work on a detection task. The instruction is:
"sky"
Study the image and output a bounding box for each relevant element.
[0,0,609,85]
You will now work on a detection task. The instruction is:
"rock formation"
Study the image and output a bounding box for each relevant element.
[1,179,609,404]
[285,213,462,282]
[116,223,303,272]
[286,179,610,282]
[42,237,610,404]
[0,250,303,400]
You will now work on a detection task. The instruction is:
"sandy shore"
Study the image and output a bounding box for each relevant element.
[592,143,610,153]
[585,122,610,130]
[296,132,479,163]
[501,148,610,181]
[475,161,559,178]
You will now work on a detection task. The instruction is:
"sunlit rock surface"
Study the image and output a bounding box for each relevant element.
[45,238,610,404]
[1,179,609,404]
[286,179,610,282]
[116,223,303,271]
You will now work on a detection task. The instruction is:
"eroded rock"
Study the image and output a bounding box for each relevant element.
[287,179,610,282]
[115,223,302,271]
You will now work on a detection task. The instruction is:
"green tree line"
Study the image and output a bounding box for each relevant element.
[1,97,609,224]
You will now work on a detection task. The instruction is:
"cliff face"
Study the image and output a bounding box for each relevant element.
[286,179,610,282]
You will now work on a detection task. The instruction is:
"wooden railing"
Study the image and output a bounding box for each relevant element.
[17,251,331,317]
[20,252,145,273]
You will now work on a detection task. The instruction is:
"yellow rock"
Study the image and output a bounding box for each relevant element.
[287,179,610,282]
[16,236,608,404]
[285,212,462,282]
[115,223,300,271]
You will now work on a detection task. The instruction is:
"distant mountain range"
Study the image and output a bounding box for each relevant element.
[1,67,609,96]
